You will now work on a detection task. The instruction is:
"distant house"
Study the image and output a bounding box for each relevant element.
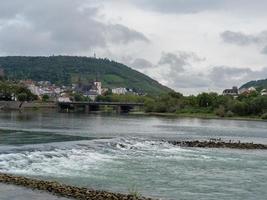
[85,90,98,101]
[261,89,267,96]
[239,87,257,95]
[75,79,102,101]
[223,86,239,96]
[239,88,248,94]
[58,97,71,102]
[112,87,128,95]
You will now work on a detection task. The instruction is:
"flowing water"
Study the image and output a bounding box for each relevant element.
[0,111,267,200]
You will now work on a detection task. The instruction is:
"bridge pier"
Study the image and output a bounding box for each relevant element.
[89,105,100,112]
[85,105,90,114]
[117,105,133,113]
[57,102,143,114]
[74,105,79,112]
[116,106,121,113]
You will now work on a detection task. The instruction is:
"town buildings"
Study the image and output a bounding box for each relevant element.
[261,89,267,96]
[112,87,128,95]
[21,80,65,100]
[239,87,257,95]
[222,86,239,96]
[74,79,102,101]
[111,87,137,95]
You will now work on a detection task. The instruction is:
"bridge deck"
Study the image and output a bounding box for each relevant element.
[57,101,144,106]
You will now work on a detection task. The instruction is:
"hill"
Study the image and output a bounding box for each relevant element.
[0,56,172,95]
[240,78,267,90]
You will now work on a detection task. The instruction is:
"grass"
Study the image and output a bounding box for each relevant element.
[128,185,142,199]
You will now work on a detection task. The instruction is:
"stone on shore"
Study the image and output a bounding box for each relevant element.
[0,173,153,200]
[168,140,267,150]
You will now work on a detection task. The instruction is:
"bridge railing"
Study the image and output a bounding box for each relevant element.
[57,101,144,106]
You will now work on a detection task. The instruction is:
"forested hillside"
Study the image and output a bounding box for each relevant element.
[0,56,171,95]
[240,79,267,90]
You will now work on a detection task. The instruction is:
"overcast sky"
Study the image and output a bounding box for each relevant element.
[1,0,267,94]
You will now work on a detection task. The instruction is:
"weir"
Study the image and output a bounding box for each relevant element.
[57,101,144,113]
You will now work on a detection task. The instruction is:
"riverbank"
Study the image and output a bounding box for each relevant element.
[131,112,265,122]
[0,183,70,200]
[0,173,153,200]
[1,102,265,123]
[0,101,56,110]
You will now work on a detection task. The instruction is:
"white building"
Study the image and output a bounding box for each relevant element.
[248,87,256,92]
[261,89,267,96]
[57,97,71,102]
[222,86,238,96]
[28,84,41,96]
[93,81,102,95]
[112,87,127,95]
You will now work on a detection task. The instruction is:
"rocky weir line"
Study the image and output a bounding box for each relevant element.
[0,173,153,200]
[168,139,267,149]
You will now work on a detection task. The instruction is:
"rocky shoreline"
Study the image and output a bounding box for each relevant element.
[0,173,153,200]
[168,139,267,149]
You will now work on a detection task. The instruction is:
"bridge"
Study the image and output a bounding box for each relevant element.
[57,101,144,113]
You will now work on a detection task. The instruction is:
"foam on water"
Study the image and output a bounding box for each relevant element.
[0,137,248,176]
[1,136,267,199]
[0,137,201,176]
[0,140,115,176]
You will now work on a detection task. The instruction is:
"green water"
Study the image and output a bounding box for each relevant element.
[0,111,267,200]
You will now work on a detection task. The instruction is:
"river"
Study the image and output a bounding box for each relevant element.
[0,111,267,200]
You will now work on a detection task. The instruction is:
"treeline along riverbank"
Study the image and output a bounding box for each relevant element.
[97,91,267,120]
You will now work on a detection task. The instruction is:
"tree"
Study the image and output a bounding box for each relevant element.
[17,93,27,102]
[144,99,155,112]
[248,96,267,114]
[17,92,28,108]
[168,91,183,99]
[197,93,213,107]
[74,93,84,102]
[42,94,49,102]
[215,105,225,117]
[229,100,249,116]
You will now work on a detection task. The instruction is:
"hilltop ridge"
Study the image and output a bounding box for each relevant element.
[240,78,267,90]
[0,56,172,95]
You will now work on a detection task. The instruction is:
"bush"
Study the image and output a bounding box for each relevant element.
[42,94,49,102]
[215,105,225,117]
[262,113,267,120]
[144,99,155,112]
[17,93,28,102]
[128,185,141,199]
[74,93,84,102]
[230,101,249,116]
[226,111,234,117]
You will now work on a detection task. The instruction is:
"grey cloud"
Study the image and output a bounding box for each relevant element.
[221,31,259,46]
[261,46,267,55]
[168,73,209,89]
[158,51,204,74]
[165,65,267,93]
[0,0,26,19]
[129,58,153,69]
[221,30,267,46]
[221,30,267,55]
[130,0,224,14]
[156,51,208,89]
[0,0,148,55]
[130,0,267,15]
[158,64,267,92]
[209,66,267,88]
[105,24,149,44]
[159,52,186,73]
